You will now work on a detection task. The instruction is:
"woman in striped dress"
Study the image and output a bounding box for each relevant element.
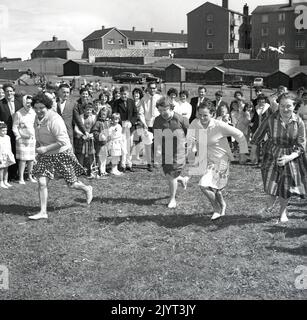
[250,93,307,223]
[12,95,36,184]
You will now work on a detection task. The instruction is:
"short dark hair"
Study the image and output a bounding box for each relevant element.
[99,90,111,100]
[167,88,178,97]
[59,83,70,90]
[234,91,243,98]
[156,96,169,109]
[179,90,189,98]
[197,99,215,114]
[147,81,157,88]
[215,90,223,97]
[120,85,129,93]
[132,87,144,100]
[257,93,268,101]
[31,93,54,109]
[3,83,15,92]
[198,86,207,92]
[79,88,89,96]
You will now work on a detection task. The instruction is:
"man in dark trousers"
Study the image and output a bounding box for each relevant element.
[189,86,207,123]
[0,83,23,180]
[112,86,138,172]
[56,83,87,147]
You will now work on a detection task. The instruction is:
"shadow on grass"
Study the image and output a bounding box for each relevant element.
[0,204,79,216]
[264,226,307,238]
[75,196,169,206]
[266,245,307,256]
[98,213,272,230]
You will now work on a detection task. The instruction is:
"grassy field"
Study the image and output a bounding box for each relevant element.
[0,162,306,300]
[0,84,305,300]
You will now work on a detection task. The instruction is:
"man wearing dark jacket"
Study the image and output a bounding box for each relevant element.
[112,86,138,172]
[0,83,23,180]
[189,86,207,123]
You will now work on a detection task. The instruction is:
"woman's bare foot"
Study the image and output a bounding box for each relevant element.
[28,212,48,220]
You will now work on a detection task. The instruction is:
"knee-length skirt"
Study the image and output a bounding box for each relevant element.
[261,143,307,199]
[16,138,36,161]
[32,149,86,185]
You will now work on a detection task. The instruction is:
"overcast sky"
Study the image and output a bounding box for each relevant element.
[0,0,302,59]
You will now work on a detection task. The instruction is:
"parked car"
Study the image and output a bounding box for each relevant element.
[112,72,146,84]
[227,76,244,88]
[138,73,162,83]
[253,77,264,88]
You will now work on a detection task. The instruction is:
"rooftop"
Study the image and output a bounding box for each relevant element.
[188,1,244,17]
[33,37,76,51]
[252,2,307,14]
[83,27,187,42]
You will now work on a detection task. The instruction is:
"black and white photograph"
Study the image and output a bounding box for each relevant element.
[0,0,306,304]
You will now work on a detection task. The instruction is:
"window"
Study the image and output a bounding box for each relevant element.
[261,27,268,36]
[118,39,124,45]
[142,40,148,46]
[207,14,213,21]
[278,41,286,47]
[261,14,269,23]
[296,29,304,34]
[128,40,134,45]
[278,13,286,21]
[107,38,115,44]
[278,27,286,35]
[207,42,213,49]
[295,40,306,49]
[207,28,213,35]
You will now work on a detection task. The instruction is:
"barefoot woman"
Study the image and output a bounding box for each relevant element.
[250,93,307,223]
[187,101,248,220]
[30,93,93,220]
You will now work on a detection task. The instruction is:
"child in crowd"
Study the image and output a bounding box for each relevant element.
[92,108,111,177]
[99,91,112,118]
[216,105,233,149]
[74,103,97,177]
[0,122,15,188]
[108,113,124,176]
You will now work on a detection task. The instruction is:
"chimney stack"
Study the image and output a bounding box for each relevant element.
[181,30,184,34]
[243,3,249,16]
[289,0,293,7]
[52,36,58,42]
[150,27,154,33]
[222,0,228,9]
[101,25,105,30]
[132,26,135,31]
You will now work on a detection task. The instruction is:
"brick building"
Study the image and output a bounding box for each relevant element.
[31,36,78,59]
[82,26,187,58]
[251,1,307,65]
[187,0,251,58]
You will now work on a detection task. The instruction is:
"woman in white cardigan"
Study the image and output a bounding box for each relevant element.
[187,101,248,220]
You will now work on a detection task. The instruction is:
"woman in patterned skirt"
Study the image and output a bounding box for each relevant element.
[12,95,36,184]
[187,101,249,220]
[30,93,93,220]
[250,93,307,223]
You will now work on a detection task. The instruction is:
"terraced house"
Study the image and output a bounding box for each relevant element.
[82,26,187,58]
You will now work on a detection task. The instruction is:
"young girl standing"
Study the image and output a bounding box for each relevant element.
[92,108,111,176]
[108,113,124,176]
[0,122,16,188]
[74,103,97,177]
